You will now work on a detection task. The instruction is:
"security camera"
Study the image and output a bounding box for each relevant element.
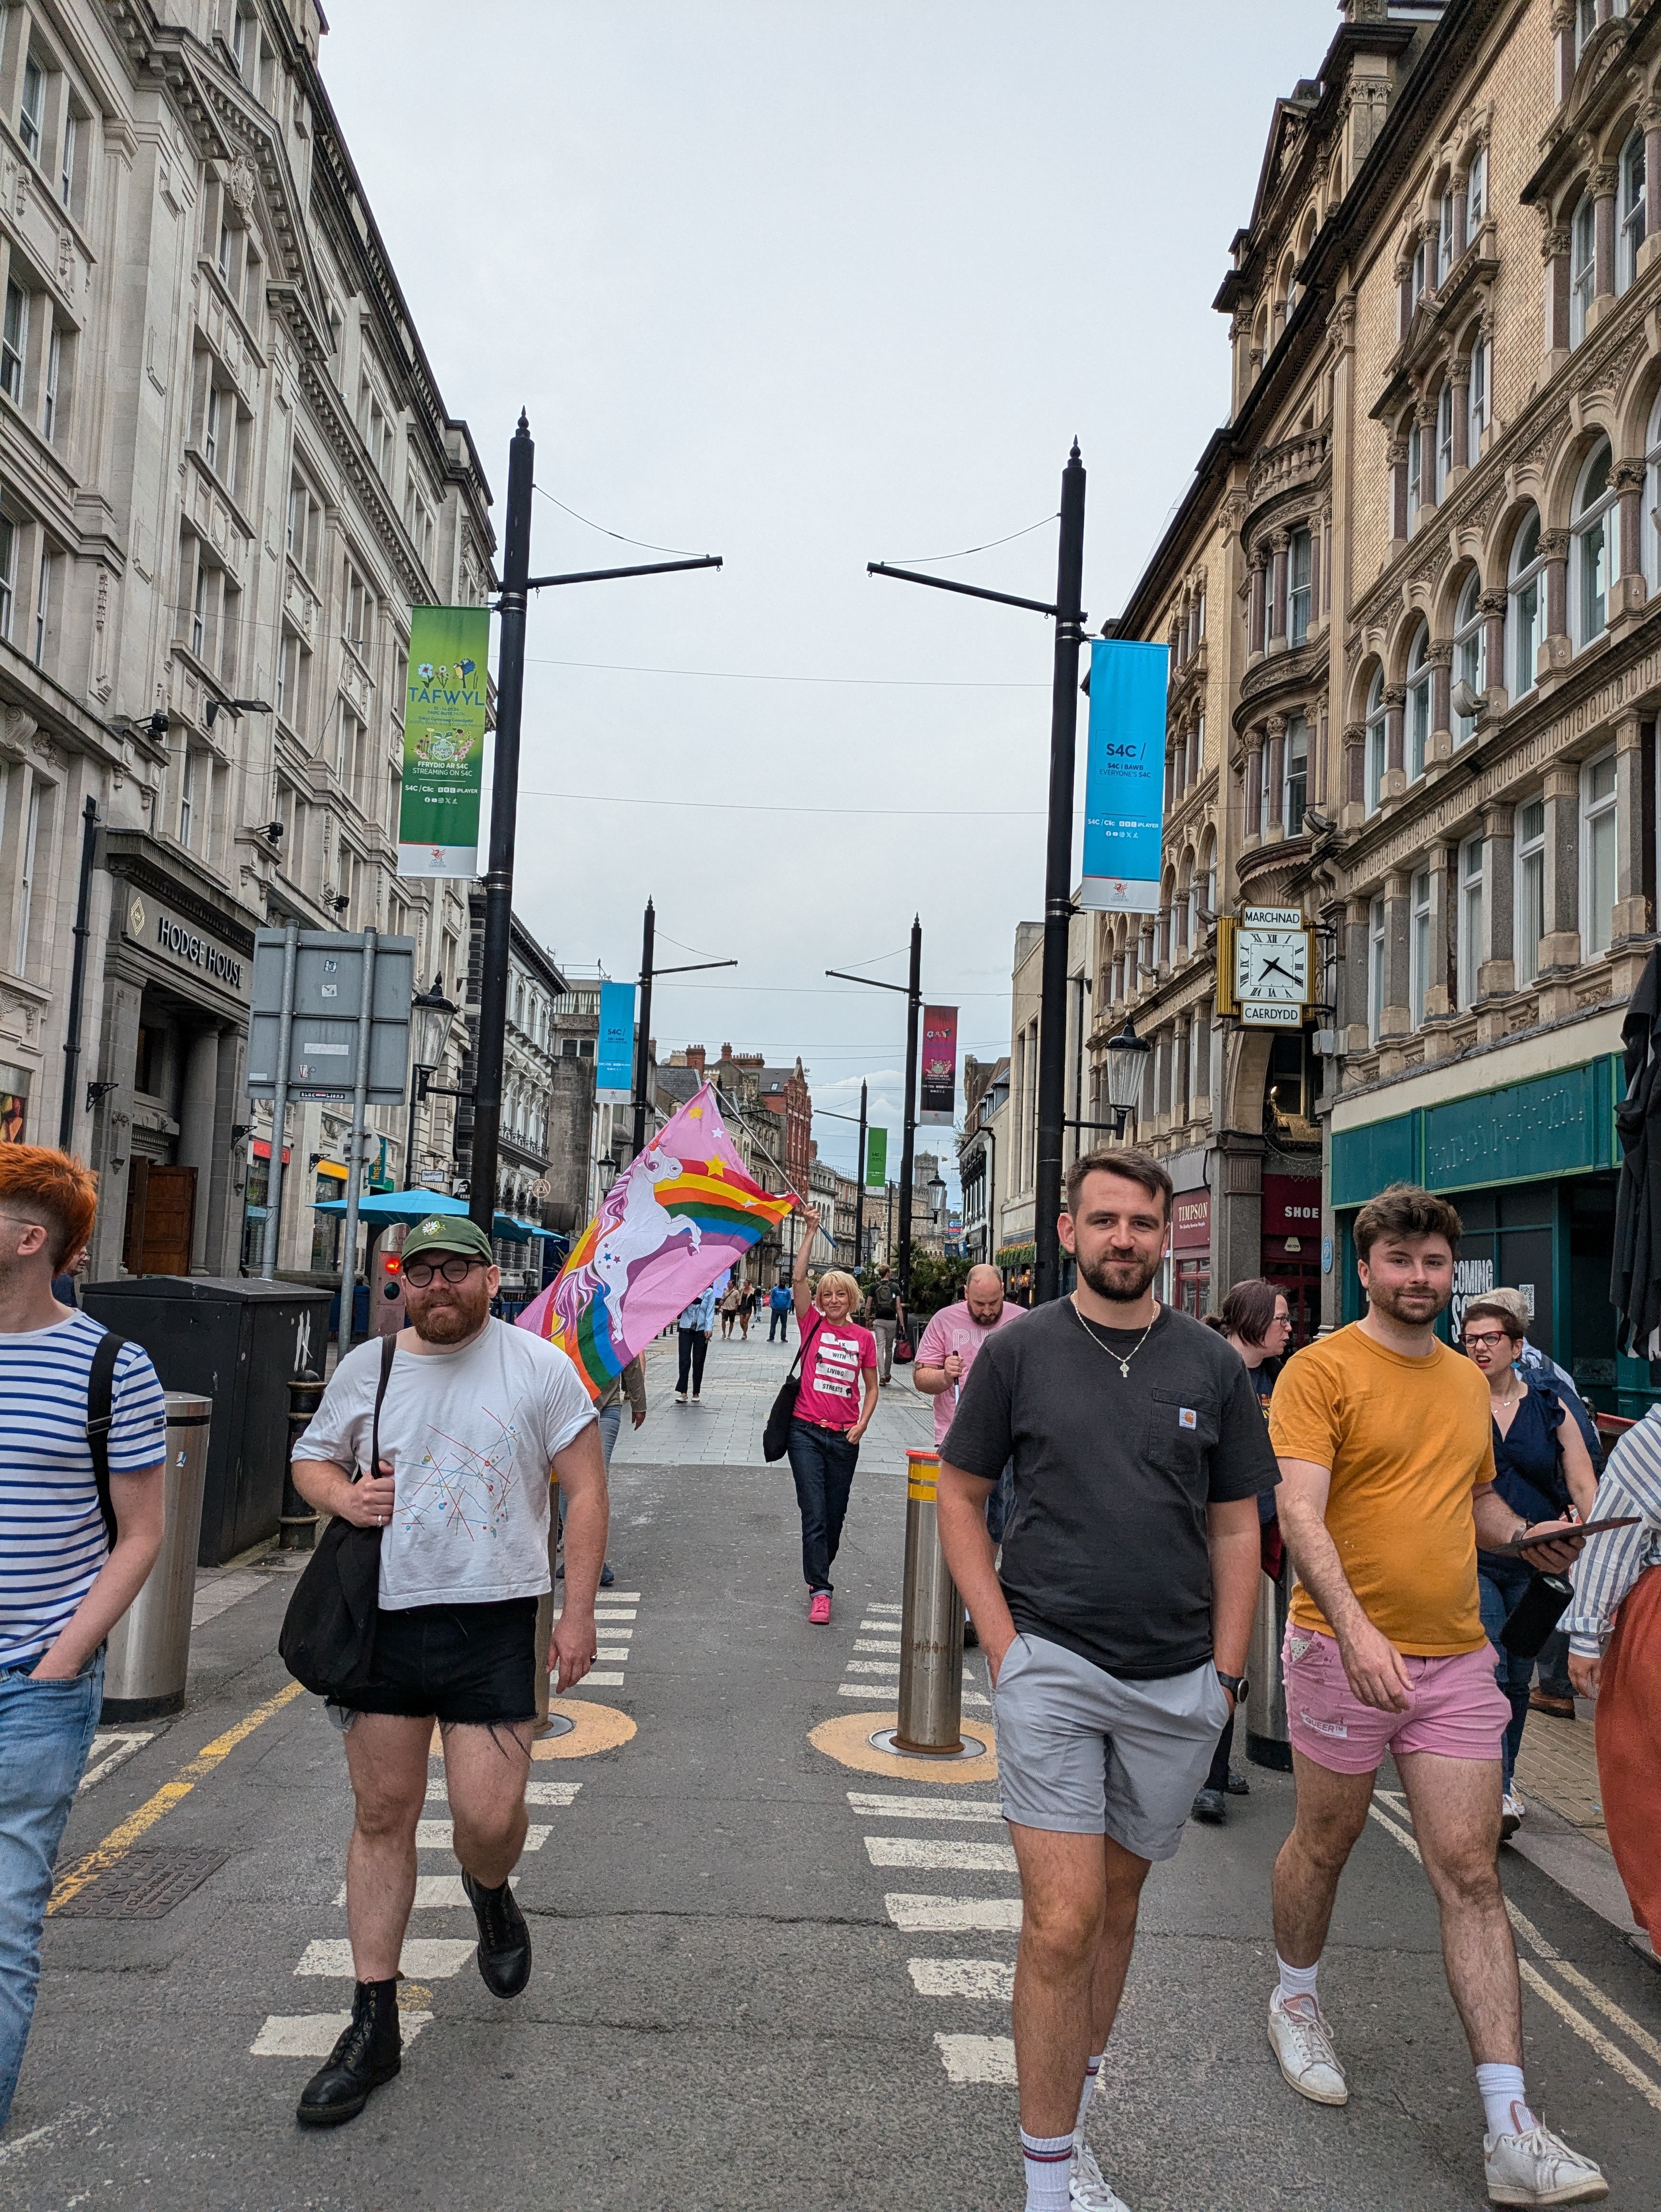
[1450,677,1484,719]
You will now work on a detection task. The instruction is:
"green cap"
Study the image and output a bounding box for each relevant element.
[401,1214,495,1267]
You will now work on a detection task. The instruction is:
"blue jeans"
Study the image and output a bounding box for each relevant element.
[0,1651,104,2127]
[596,1403,622,1469]
[1478,1560,1534,1795]
[786,1419,859,1593]
[769,1306,790,1342]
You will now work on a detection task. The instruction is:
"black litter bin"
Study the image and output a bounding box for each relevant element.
[81,1277,334,1566]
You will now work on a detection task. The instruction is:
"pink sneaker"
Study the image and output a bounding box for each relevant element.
[808,1592,832,1626]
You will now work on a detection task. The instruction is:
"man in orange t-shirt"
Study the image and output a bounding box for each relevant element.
[1265,1184,1605,2208]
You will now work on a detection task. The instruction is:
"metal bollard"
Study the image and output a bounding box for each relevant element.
[103,1393,213,1722]
[534,1484,573,1738]
[894,1449,964,1756]
[1246,1567,1292,1771]
[282,1375,324,1550]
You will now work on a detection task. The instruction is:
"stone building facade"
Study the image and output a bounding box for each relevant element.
[1094,0,1659,1406]
[0,0,493,1279]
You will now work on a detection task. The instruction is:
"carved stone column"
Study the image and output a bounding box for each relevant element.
[1614,459,1647,619]
[1541,221,1572,356]
[1541,763,1581,972]
[1551,0,1576,103]
[1388,435,1409,544]
[1380,869,1412,1041]
[1269,531,1289,649]
[1614,713,1651,943]
[1425,841,1457,1024]
[1383,681,1406,799]
[1480,587,1508,712]
[1450,368,1471,474]
[1249,557,1266,658]
[1478,801,1515,1001]
[1341,722,1367,827]
[1540,529,1571,679]
[1426,638,1454,768]
[1415,392,1439,516]
[1244,729,1264,840]
[1265,714,1287,838]
[1592,161,1618,301]
[1645,101,1661,240]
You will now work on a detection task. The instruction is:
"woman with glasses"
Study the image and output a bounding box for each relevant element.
[1459,1297,1598,1840]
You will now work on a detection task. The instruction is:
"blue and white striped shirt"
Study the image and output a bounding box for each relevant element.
[0,1311,167,1670]
[1568,1403,1661,1656]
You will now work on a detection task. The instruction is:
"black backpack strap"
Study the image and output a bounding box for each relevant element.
[86,1330,125,1551]
[361,1330,396,1486]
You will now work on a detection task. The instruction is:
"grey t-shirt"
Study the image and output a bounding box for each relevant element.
[941,1300,1278,1679]
[293,1319,597,1611]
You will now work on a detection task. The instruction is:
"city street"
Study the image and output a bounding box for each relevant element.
[3,1334,1657,2212]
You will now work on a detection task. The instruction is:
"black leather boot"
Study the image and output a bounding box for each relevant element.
[296,1978,402,2126]
[463,1868,531,1998]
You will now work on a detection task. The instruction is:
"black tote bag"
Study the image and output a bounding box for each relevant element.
[279,1334,397,1698]
[762,1312,822,1464]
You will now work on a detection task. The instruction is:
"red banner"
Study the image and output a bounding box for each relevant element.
[920,1006,958,1126]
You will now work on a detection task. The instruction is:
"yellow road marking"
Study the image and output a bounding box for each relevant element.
[48,1679,307,1915]
[1518,1960,1661,2115]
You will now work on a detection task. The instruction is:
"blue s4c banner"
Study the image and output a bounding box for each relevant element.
[596,982,636,1103]
[1079,639,1169,912]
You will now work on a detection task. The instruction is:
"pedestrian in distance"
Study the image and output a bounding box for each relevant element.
[1190,1279,1291,1825]
[787,1209,877,1626]
[1460,1297,1597,1840]
[675,1281,718,1403]
[290,1214,607,2128]
[1566,1404,1661,1960]
[1267,1183,1605,2206]
[718,1281,743,1340]
[768,1278,792,1343]
[936,1149,1274,2212]
[914,1263,1023,1643]
[738,1283,756,1342]
[865,1263,906,1384]
[0,1149,167,2134]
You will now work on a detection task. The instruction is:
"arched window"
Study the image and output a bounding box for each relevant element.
[1406,415,1424,532]
[1620,131,1646,294]
[1570,192,1596,345]
[1364,669,1387,816]
[1284,713,1308,834]
[1508,511,1544,698]
[1466,146,1487,234]
[1288,525,1312,644]
[1572,440,1614,647]
[1467,334,1490,457]
[1453,571,1486,744]
[1405,626,1432,781]
[1436,381,1454,502]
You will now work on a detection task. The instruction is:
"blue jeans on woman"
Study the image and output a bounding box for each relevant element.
[1478,1556,1535,1796]
[787,1418,859,1593]
[0,1651,104,2126]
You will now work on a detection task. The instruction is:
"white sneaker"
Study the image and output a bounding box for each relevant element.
[1070,2142,1130,2211]
[1501,1791,1526,1841]
[1484,2119,1607,2204]
[1267,1990,1349,2105]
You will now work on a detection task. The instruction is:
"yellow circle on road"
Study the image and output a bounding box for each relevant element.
[534,1699,636,1758]
[809,1707,1000,1786]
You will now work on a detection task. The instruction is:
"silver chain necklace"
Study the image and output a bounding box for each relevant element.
[1071,1296,1159,1379]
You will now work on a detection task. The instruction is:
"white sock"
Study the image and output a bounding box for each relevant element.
[1276,1954,1321,2010]
[1475,2062,1535,2138]
[1072,2050,1105,2142]
[1020,2128,1074,2212]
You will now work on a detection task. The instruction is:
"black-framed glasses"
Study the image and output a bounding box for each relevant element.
[403,1255,483,1288]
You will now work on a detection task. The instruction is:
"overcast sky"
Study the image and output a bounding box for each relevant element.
[321,2,1325,1190]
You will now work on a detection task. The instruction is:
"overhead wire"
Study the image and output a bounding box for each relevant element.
[887,511,1060,565]
[531,483,705,559]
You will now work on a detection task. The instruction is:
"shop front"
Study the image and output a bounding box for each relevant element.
[1261,1172,1322,1347]
[1172,1190,1210,1316]
[1329,1020,1647,1416]
[89,832,258,1281]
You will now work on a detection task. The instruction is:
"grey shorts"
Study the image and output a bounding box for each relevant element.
[993,1631,1230,1861]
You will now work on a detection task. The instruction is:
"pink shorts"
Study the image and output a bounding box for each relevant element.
[1282,1623,1511,1774]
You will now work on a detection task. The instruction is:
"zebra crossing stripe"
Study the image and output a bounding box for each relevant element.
[847,1793,1003,1823]
[885,1893,1021,1931]
[865,1836,1017,1873]
[251,2012,432,2058]
[294,1939,474,1978]
[908,1959,1014,2002]
[415,1819,551,1852]
[934,2032,1017,2084]
[332,1874,521,1909]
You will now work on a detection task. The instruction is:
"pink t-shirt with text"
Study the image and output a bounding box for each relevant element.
[794,1315,877,1429]
[915,1299,1025,1446]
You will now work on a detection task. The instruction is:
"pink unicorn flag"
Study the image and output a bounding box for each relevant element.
[514,1081,796,1399]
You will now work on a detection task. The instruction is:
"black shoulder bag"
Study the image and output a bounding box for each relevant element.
[279,1334,397,1699]
[86,1330,127,1549]
[762,1312,822,1464]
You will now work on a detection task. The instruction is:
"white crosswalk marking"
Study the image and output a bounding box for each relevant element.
[908,1959,1014,2002]
[866,1836,1017,1872]
[934,2032,1017,2084]
[77,1732,154,1795]
[251,2012,432,2057]
[593,1608,637,1622]
[865,1603,902,1613]
[854,1638,902,1653]
[333,1874,520,1909]
[844,1658,900,1675]
[294,1939,475,1979]
[885,1893,1022,1932]
[582,1670,626,1686]
[847,1793,1004,1823]
[525,1779,582,1806]
[415,1820,550,1853]
[596,1647,631,1661]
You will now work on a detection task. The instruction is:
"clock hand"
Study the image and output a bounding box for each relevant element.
[1260,957,1297,980]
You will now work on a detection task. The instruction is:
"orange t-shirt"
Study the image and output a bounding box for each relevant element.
[1268,1321,1493,1657]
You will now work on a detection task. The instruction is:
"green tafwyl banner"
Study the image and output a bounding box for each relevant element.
[864,1126,887,1190]
[398,607,490,877]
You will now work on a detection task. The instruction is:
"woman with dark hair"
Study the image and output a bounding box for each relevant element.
[1193,1279,1292,1825]
[1460,1297,1597,1839]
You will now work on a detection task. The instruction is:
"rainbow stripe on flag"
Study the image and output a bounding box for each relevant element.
[515,1082,794,1399]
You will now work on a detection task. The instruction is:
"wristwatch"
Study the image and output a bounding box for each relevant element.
[1216,1670,1248,1702]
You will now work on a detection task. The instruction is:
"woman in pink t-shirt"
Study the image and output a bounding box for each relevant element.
[788,1206,879,1625]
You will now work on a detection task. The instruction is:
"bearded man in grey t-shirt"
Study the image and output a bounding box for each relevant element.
[290,1214,606,2128]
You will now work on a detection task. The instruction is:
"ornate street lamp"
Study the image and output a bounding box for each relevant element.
[1103,1017,1152,1135]
[409,976,459,1104]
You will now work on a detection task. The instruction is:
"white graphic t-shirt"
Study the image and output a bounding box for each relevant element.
[293,1319,596,1610]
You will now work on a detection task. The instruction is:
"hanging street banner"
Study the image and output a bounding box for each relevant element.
[920,1006,958,1126]
[514,1082,793,1401]
[864,1125,888,1190]
[595,981,636,1103]
[1079,638,1170,913]
[398,605,490,877]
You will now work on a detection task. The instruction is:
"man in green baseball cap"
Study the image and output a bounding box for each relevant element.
[289,1200,607,2126]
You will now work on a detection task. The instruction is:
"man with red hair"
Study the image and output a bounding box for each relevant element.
[0,1147,166,2130]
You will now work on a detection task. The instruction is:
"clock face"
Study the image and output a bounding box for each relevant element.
[1234,926,1309,1005]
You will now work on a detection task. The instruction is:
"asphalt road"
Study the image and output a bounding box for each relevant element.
[4,1334,1659,2211]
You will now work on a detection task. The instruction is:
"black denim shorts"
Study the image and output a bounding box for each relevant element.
[333,1596,539,1724]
